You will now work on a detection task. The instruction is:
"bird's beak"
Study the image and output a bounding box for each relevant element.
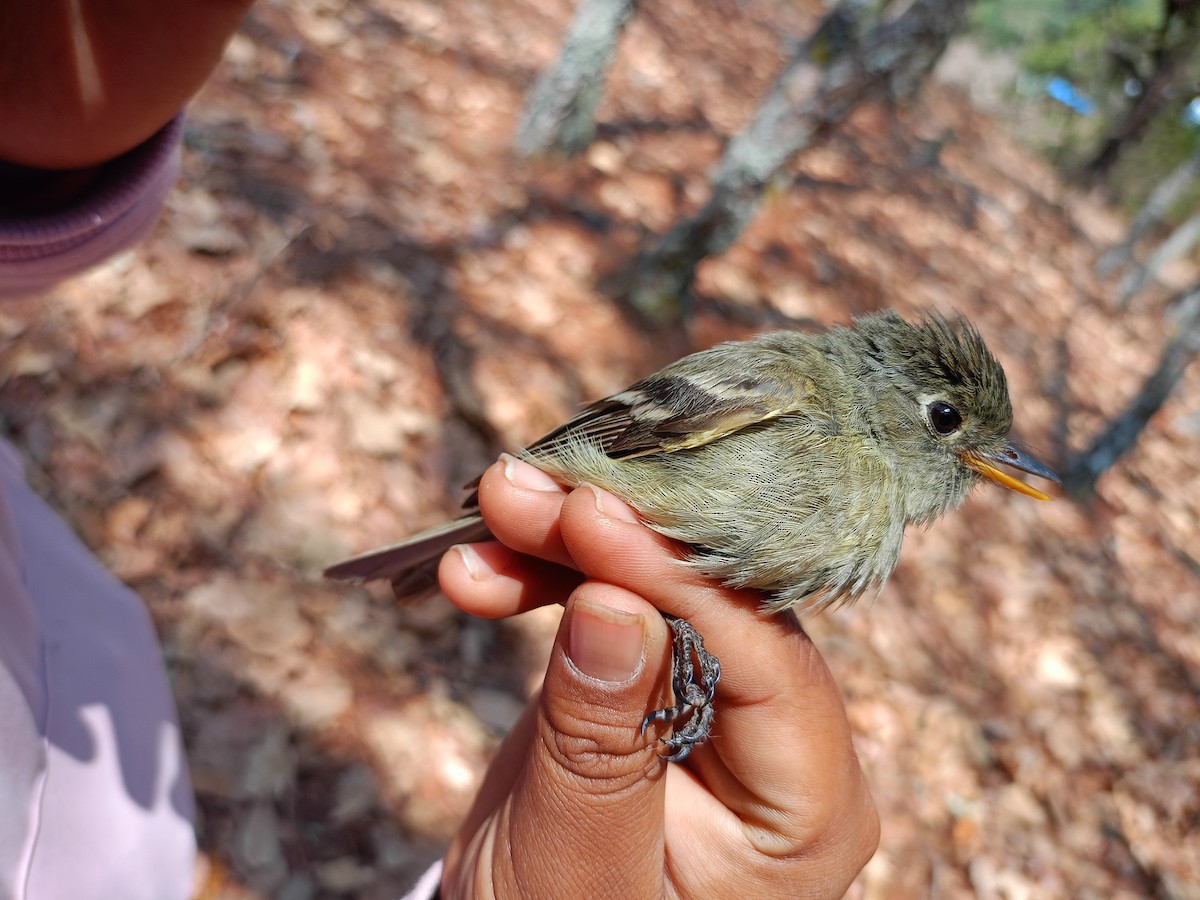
[960,444,1060,502]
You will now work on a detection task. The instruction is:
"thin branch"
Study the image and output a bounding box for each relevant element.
[1065,285,1200,497]
[620,0,972,324]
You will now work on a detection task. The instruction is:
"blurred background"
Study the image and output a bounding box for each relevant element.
[2,0,1199,896]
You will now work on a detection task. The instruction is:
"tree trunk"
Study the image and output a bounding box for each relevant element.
[1064,285,1200,497]
[1096,143,1200,279]
[622,0,972,324]
[1077,9,1199,185]
[513,0,636,158]
[1116,207,1200,306]
[1080,71,1176,183]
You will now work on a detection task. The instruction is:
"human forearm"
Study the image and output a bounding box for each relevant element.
[0,0,251,169]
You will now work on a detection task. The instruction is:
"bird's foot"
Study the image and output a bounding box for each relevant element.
[641,614,721,762]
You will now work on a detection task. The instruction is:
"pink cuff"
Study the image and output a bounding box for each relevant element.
[0,115,183,296]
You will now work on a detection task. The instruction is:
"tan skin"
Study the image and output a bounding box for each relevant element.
[0,1,254,212]
[437,456,880,899]
[3,6,879,892]
[0,1,254,169]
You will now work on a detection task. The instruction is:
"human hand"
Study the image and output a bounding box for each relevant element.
[435,455,879,899]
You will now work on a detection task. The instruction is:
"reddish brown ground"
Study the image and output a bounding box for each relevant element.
[2,1,1198,897]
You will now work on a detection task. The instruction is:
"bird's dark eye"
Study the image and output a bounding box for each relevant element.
[928,401,963,435]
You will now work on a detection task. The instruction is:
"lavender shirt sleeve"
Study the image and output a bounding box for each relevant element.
[0,115,182,296]
[0,120,195,896]
[0,441,196,899]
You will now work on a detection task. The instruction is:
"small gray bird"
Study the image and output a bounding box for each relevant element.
[325,310,1059,759]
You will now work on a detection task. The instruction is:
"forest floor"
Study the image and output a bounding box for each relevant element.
[2,0,1199,897]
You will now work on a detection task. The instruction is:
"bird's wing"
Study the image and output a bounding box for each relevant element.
[327,338,815,586]
[525,344,814,460]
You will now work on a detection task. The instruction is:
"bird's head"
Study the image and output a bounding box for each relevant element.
[853,310,1060,524]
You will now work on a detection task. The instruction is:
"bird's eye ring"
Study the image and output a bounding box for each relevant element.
[928,401,963,436]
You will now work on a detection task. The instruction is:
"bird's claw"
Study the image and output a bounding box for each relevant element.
[641,614,721,762]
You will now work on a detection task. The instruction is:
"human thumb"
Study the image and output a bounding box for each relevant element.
[502,584,672,897]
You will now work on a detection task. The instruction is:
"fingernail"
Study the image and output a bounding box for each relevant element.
[568,598,645,682]
[583,483,639,523]
[501,453,561,492]
[451,544,494,582]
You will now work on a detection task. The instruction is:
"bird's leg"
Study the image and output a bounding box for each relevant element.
[640,614,721,762]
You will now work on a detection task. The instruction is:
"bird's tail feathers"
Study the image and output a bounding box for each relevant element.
[322,515,492,586]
